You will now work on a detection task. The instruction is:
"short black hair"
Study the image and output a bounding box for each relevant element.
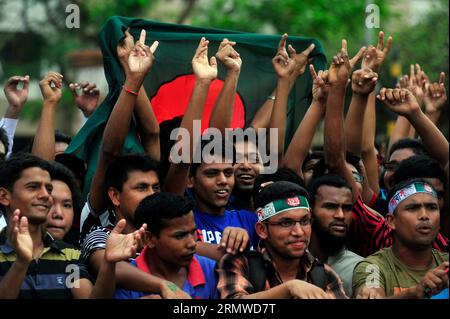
[253,167,305,200]
[346,152,362,174]
[387,177,437,212]
[307,174,352,207]
[302,150,324,172]
[388,138,427,159]
[48,161,82,218]
[0,127,9,159]
[104,153,159,193]
[189,136,235,177]
[159,116,183,185]
[0,153,51,191]
[55,153,86,186]
[55,130,72,145]
[254,181,310,209]
[393,155,445,186]
[133,192,194,236]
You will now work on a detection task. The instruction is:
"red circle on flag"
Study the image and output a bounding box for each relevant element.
[150,74,245,133]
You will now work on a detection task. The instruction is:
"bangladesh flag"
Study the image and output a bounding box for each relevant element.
[66,16,327,197]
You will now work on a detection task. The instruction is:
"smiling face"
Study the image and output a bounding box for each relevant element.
[45,180,74,240]
[148,212,197,268]
[189,159,235,215]
[387,192,440,249]
[256,208,312,260]
[0,167,53,225]
[234,140,262,192]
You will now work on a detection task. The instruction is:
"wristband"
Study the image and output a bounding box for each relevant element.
[123,85,139,96]
[267,95,276,100]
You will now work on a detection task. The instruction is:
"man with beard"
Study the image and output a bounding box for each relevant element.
[352,178,449,298]
[217,181,347,299]
[307,174,363,296]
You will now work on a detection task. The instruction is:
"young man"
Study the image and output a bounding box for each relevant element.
[352,178,449,298]
[115,192,218,299]
[216,181,347,299]
[45,161,82,247]
[0,153,142,298]
[307,174,363,296]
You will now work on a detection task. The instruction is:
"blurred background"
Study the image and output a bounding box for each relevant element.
[0,0,448,151]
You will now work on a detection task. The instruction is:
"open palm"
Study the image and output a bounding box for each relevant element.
[192,37,218,81]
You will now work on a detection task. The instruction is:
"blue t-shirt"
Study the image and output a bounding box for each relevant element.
[194,208,259,249]
[114,249,219,299]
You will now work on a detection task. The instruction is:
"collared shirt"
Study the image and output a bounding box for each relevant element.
[0,232,91,299]
[216,243,348,299]
[349,196,448,257]
[114,246,219,299]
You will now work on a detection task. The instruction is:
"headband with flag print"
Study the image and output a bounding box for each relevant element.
[388,182,437,215]
[257,196,310,222]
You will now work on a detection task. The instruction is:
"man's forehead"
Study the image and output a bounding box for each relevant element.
[199,161,233,170]
[316,185,352,198]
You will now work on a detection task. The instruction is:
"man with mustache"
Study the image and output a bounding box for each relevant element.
[352,178,449,298]
[217,181,347,299]
[307,174,363,297]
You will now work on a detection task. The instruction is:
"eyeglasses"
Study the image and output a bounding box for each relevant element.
[264,217,312,228]
[383,161,399,171]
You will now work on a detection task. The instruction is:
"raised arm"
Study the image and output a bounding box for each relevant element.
[1,75,29,158]
[423,71,447,126]
[87,220,145,298]
[117,29,161,161]
[282,65,328,178]
[163,37,217,195]
[31,72,63,161]
[209,38,242,135]
[89,29,158,213]
[378,87,449,166]
[268,34,297,162]
[69,81,100,118]
[324,40,365,200]
[360,31,392,194]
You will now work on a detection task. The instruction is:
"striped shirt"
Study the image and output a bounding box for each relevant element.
[0,233,92,299]
[216,243,348,299]
[349,197,449,257]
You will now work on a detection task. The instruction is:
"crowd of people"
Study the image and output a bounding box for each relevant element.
[0,26,448,299]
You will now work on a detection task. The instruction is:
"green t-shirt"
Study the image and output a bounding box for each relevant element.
[352,247,448,297]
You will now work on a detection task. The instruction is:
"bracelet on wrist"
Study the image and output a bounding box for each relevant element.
[267,95,276,101]
[122,85,139,96]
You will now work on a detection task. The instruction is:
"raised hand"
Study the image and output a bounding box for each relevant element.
[8,209,33,264]
[117,28,135,75]
[399,64,425,106]
[309,64,330,104]
[424,72,447,114]
[361,31,392,72]
[215,38,242,73]
[192,37,218,81]
[219,226,249,254]
[69,81,100,117]
[377,87,420,116]
[289,42,315,81]
[351,68,378,96]
[272,33,296,79]
[104,219,146,263]
[412,262,449,298]
[127,29,158,78]
[39,72,63,105]
[328,40,352,86]
[3,75,30,110]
